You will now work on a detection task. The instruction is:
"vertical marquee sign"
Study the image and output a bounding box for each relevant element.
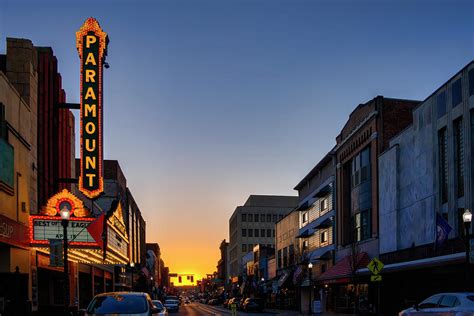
[76,18,108,198]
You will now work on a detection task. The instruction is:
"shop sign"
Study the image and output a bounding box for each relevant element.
[30,216,98,246]
[0,214,29,248]
[76,18,108,199]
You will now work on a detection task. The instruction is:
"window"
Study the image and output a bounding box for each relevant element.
[353,210,370,242]
[242,229,247,237]
[273,215,277,223]
[439,295,460,308]
[248,214,253,222]
[321,264,327,274]
[254,214,259,222]
[289,244,295,265]
[302,240,309,250]
[261,229,265,237]
[302,212,309,223]
[267,229,271,237]
[260,214,265,222]
[320,230,328,244]
[254,229,259,237]
[351,147,370,188]
[469,69,474,96]
[277,250,282,268]
[320,198,328,214]
[439,128,448,204]
[242,244,247,252]
[437,92,446,119]
[242,214,247,222]
[267,214,272,222]
[419,295,442,309]
[272,230,275,237]
[452,79,462,106]
[248,229,253,237]
[454,119,464,197]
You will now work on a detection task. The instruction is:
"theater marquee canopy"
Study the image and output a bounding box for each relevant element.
[31,189,128,265]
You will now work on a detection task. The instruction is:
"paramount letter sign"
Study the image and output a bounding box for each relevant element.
[76,18,108,199]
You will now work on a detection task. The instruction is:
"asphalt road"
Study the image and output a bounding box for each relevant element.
[175,302,279,316]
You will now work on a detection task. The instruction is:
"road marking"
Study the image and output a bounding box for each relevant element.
[197,303,231,315]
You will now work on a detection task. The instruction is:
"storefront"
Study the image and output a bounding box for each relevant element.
[0,214,31,315]
[30,189,128,314]
[318,252,371,314]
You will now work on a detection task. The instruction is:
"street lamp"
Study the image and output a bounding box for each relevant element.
[308,262,313,315]
[60,206,71,315]
[130,262,135,291]
[463,209,472,288]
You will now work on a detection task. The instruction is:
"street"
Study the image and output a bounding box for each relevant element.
[175,303,288,316]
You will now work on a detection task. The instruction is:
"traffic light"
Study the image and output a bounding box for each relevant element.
[179,276,182,283]
[191,276,194,283]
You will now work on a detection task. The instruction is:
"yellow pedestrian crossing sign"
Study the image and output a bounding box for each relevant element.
[367,257,384,275]
[371,275,382,282]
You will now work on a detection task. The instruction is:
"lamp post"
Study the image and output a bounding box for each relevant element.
[130,262,135,291]
[60,206,71,315]
[463,209,472,289]
[308,262,313,316]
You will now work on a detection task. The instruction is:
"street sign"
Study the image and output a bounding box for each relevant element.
[49,239,63,267]
[371,275,382,282]
[367,257,384,275]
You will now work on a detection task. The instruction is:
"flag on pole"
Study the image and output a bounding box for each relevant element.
[293,265,303,284]
[436,212,452,249]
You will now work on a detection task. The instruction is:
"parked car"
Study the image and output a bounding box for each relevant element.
[80,292,162,316]
[163,299,180,312]
[399,292,474,316]
[242,298,264,312]
[152,300,168,315]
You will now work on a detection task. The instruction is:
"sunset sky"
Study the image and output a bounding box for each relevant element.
[1,0,473,281]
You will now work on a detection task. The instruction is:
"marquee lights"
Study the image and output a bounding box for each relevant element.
[76,17,108,199]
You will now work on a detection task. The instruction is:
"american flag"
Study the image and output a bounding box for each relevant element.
[293,265,303,284]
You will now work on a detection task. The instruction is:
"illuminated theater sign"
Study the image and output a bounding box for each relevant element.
[76,18,108,199]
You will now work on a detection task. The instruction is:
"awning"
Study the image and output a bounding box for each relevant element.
[357,252,464,275]
[318,252,369,282]
[313,184,332,198]
[295,201,310,211]
[315,217,333,229]
[309,247,334,262]
[296,229,314,238]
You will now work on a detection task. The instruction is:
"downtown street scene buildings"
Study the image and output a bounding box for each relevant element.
[0,35,172,315]
[203,61,474,315]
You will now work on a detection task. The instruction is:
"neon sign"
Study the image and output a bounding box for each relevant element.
[76,18,108,199]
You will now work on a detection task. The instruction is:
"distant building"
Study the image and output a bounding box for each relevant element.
[228,195,298,280]
[217,239,228,284]
[146,243,161,296]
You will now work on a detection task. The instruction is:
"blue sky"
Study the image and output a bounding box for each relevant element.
[1,0,473,275]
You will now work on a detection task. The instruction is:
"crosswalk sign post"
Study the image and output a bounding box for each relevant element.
[367,257,384,315]
[367,257,384,275]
